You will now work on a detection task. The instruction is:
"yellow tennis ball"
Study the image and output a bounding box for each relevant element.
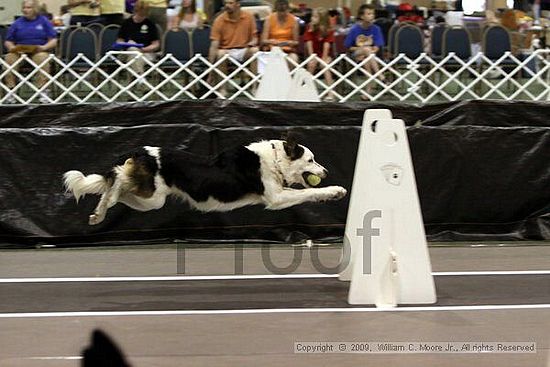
[307,174,321,187]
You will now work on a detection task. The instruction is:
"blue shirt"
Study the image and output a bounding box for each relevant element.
[6,15,57,46]
[344,23,384,50]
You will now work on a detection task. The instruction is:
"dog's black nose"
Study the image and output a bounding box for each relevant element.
[322,169,328,177]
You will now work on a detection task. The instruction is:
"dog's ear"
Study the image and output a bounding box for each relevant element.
[283,135,304,160]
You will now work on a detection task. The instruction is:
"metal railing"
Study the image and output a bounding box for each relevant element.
[0,49,548,104]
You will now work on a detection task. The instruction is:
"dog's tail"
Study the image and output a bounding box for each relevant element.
[63,170,110,203]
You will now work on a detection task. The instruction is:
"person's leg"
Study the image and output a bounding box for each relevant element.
[244,46,259,73]
[4,52,21,90]
[215,49,229,96]
[243,46,259,93]
[322,55,335,100]
[306,59,318,74]
[31,52,51,89]
[126,47,144,76]
[367,52,384,81]
[286,52,299,69]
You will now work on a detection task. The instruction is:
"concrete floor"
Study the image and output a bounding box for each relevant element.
[0,242,549,367]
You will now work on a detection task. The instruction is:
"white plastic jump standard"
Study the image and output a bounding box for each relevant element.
[254,47,320,102]
[339,109,436,308]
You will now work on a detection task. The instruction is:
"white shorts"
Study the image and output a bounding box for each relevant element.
[226,48,247,62]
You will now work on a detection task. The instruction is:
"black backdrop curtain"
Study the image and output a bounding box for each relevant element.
[0,100,548,248]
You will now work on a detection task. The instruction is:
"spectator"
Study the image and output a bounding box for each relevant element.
[344,4,385,100]
[59,5,72,27]
[261,0,299,62]
[396,3,424,25]
[142,0,168,32]
[169,0,207,30]
[68,0,102,25]
[304,7,335,101]
[208,0,258,96]
[4,0,57,103]
[117,0,160,79]
[100,0,126,25]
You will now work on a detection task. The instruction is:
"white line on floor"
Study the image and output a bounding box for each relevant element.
[1,304,550,318]
[0,274,338,283]
[0,270,549,283]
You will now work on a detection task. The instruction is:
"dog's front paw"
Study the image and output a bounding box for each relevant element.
[319,186,347,202]
[88,213,105,225]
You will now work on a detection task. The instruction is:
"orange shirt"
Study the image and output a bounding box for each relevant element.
[211,11,257,49]
[266,13,297,52]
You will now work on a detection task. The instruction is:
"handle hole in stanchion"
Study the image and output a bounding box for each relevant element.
[371,120,378,132]
[382,131,399,146]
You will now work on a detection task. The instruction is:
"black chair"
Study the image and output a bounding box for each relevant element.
[394,24,424,60]
[98,24,121,57]
[56,25,79,60]
[162,29,192,65]
[66,27,98,63]
[0,25,8,55]
[430,23,447,61]
[442,26,472,62]
[386,23,399,58]
[480,24,519,87]
[387,21,417,58]
[441,26,473,91]
[86,22,105,40]
[96,24,121,77]
[482,25,513,61]
[191,26,211,57]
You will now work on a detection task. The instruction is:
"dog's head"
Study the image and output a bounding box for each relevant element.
[276,136,328,188]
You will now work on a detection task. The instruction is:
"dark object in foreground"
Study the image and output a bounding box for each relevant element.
[82,329,131,367]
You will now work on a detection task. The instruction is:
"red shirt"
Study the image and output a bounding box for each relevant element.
[303,25,334,56]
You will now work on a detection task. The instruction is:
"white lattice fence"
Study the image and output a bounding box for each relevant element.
[0,49,548,104]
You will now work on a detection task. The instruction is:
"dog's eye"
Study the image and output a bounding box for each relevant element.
[308,159,313,163]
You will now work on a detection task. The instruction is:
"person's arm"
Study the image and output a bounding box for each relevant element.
[305,40,313,55]
[290,17,299,47]
[142,39,159,53]
[208,39,220,63]
[38,37,57,52]
[322,40,331,59]
[261,17,270,46]
[344,28,356,52]
[68,0,91,5]
[40,19,58,52]
[169,15,180,30]
[248,16,258,47]
[5,40,16,52]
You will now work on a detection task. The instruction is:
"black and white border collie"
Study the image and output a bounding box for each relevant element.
[63,138,347,225]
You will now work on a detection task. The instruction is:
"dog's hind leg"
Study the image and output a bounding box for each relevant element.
[89,178,123,225]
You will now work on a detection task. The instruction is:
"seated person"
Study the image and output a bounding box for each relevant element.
[4,0,57,103]
[208,0,259,97]
[169,0,207,30]
[304,7,336,101]
[260,0,299,62]
[116,0,160,80]
[344,4,385,100]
